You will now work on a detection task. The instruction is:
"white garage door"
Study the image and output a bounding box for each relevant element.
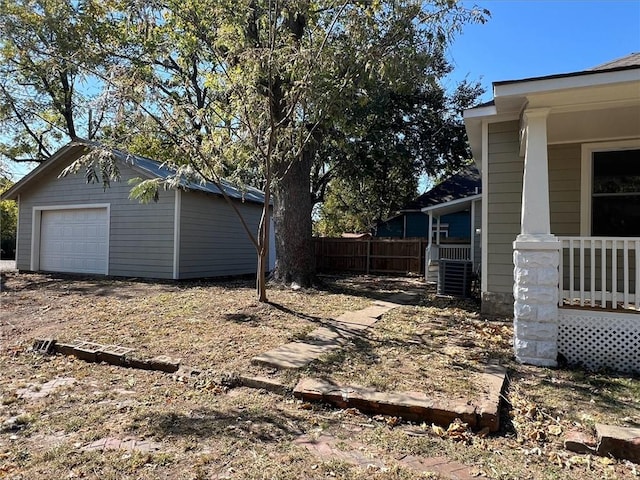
[40,208,109,274]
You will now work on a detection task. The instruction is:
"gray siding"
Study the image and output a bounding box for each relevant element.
[16,154,175,278]
[486,121,522,295]
[548,143,581,236]
[178,191,262,278]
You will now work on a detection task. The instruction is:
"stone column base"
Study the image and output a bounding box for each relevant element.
[513,236,561,367]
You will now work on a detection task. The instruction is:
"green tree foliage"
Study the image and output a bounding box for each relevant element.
[313,55,483,236]
[0,177,18,258]
[2,0,488,300]
[0,0,117,163]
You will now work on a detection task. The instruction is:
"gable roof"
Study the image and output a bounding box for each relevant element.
[401,164,481,212]
[2,140,266,204]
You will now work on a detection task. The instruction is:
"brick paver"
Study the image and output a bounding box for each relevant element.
[81,437,162,453]
[595,424,640,464]
[294,367,506,432]
[295,434,475,479]
[16,377,76,400]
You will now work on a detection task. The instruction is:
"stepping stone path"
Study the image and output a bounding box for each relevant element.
[251,296,408,370]
[250,289,506,432]
[294,434,476,479]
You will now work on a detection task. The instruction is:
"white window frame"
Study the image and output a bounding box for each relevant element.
[580,139,640,236]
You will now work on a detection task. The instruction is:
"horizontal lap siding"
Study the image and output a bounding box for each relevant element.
[17,154,174,279]
[179,192,262,278]
[487,121,522,294]
[548,144,580,236]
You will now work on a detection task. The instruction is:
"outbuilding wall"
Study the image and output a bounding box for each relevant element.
[178,191,264,279]
[15,153,175,279]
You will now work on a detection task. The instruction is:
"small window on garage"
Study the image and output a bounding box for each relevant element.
[592,149,640,236]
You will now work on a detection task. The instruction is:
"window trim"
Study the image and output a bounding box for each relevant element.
[580,139,640,235]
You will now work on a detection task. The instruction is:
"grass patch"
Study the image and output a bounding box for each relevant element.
[0,272,638,479]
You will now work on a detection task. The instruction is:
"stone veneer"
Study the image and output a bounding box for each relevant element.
[481,291,515,317]
[513,243,560,367]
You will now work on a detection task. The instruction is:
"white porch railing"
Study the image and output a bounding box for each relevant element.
[559,236,640,310]
[437,244,472,261]
[425,244,472,282]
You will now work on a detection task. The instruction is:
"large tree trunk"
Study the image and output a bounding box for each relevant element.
[272,149,315,287]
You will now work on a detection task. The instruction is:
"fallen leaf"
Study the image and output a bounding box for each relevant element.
[548,425,562,436]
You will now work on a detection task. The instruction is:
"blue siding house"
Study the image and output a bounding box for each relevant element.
[373,165,481,242]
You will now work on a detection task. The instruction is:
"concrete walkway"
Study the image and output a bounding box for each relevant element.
[251,293,415,369]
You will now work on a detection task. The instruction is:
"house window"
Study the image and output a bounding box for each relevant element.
[431,223,449,240]
[591,149,640,236]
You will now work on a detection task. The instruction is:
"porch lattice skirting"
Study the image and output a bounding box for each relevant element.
[558,309,640,373]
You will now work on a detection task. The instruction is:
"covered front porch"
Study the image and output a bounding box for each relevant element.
[463,55,640,373]
[513,102,640,372]
[557,236,640,372]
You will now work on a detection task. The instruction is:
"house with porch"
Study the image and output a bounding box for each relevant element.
[464,53,640,373]
[417,166,482,288]
[374,165,481,242]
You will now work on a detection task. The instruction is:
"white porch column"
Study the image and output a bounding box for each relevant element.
[513,108,561,367]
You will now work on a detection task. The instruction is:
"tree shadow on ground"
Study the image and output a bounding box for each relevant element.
[0,271,258,297]
[316,274,424,304]
[509,367,640,424]
[131,406,321,444]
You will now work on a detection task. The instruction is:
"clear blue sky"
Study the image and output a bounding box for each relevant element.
[444,0,640,103]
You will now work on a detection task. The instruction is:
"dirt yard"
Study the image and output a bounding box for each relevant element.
[1,272,638,479]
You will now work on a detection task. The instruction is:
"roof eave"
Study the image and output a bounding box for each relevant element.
[421,193,483,215]
[0,141,92,201]
[493,67,640,111]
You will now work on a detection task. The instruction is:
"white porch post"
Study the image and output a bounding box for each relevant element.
[513,108,561,367]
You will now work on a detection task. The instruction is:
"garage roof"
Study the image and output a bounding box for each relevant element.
[2,140,267,205]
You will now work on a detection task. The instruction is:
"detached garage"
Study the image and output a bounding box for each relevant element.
[2,140,274,280]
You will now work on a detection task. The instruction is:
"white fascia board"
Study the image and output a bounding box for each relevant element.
[463,104,497,119]
[420,193,482,214]
[494,69,640,101]
[464,108,520,167]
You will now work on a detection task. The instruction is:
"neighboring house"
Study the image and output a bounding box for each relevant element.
[1,140,275,280]
[373,166,481,289]
[374,165,481,242]
[464,53,640,372]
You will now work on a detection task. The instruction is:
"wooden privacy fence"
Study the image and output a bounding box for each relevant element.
[314,238,429,275]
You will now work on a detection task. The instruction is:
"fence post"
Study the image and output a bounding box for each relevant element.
[366,239,371,274]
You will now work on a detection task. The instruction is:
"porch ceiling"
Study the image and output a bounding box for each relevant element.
[546,103,640,144]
